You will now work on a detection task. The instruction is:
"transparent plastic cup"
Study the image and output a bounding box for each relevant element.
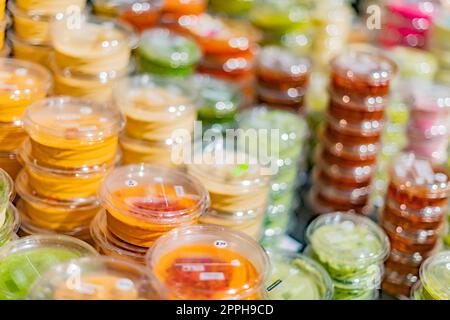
[0,234,97,299]
[0,120,27,152]
[412,251,450,300]
[0,151,22,180]
[28,256,159,300]
[145,225,270,300]
[100,164,210,247]
[0,58,52,122]
[23,96,123,169]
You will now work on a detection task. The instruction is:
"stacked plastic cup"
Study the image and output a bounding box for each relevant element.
[114,74,196,168]
[430,10,450,85]
[238,107,308,245]
[379,0,437,49]
[249,0,314,55]
[305,212,390,300]
[8,0,87,68]
[49,13,137,102]
[0,58,52,180]
[380,153,450,298]
[16,97,123,242]
[309,47,397,215]
[411,251,450,300]
[187,141,271,240]
[91,164,210,264]
[146,225,270,300]
[404,81,450,165]
[92,0,164,32]
[255,46,311,114]
[136,28,201,78]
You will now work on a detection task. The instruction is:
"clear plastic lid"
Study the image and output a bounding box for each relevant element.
[257,46,310,81]
[0,234,97,299]
[265,250,333,300]
[138,28,201,68]
[389,153,450,199]
[418,251,450,300]
[328,89,388,113]
[306,212,390,267]
[28,256,159,300]
[100,164,210,225]
[146,225,270,299]
[326,110,385,136]
[24,96,123,142]
[0,203,21,245]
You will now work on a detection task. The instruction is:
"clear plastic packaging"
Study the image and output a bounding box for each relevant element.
[146,225,270,299]
[0,234,97,299]
[412,251,450,300]
[0,151,22,180]
[100,164,210,247]
[0,203,21,247]
[28,256,159,300]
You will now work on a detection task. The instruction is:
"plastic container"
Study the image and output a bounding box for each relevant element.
[15,0,87,14]
[0,58,52,122]
[23,97,123,169]
[411,251,450,300]
[90,210,147,265]
[114,74,196,142]
[0,151,22,180]
[51,13,137,77]
[265,250,333,300]
[0,203,21,247]
[19,139,119,201]
[137,28,201,77]
[306,212,389,300]
[0,234,97,299]
[28,256,159,300]
[0,120,26,153]
[162,0,206,17]
[100,164,210,247]
[146,225,270,300]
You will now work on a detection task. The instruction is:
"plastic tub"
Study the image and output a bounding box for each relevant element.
[0,203,21,247]
[15,170,101,232]
[23,97,122,169]
[0,58,52,122]
[100,164,210,247]
[51,13,137,77]
[114,74,196,142]
[0,234,97,299]
[146,225,270,300]
[28,256,159,300]
[19,139,120,201]
[137,28,201,77]
[0,121,26,153]
[412,251,450,300]
[0,151,22,180]
[266,250,333,300]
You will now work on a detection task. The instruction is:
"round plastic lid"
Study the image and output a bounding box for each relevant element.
[146,225,269,299]
[28,256,159,300]
[0,235,97,299]
[331,47,397,85]
[258,46,310,78]
[419,251,450,300]
[306,212,389,266]
[139,28,201,68]
[24,97,123,142]
[266,250,333,300]
[100,164,210,224]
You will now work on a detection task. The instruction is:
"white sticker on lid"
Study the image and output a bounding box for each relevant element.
[125,179,138,187]
[174,185,185,197]
[199,272,225,281]
[214,240,228,248]
[116,278,134,291]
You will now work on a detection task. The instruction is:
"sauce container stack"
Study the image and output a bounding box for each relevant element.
[380,153,450,298]
[430,10,450,85]
[8,0,87,68]
[306,212,390,300]
[91,164,210,264]
[146,225,270,300]
[404,81,450,165]
[379,0,436,49]
[238,107,308,245]
[136,28,201,78]
[187,142,270,240]
[309,47,396,215]
[114,74,196,167]
[0,58,52,180]
[256,46,311,114]
[93,0,164,32]
[49,13,137,102]
[16,97,123,242]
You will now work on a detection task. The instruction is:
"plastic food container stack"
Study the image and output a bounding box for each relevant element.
[306,212,390,300]
[380,153,450,298]
[238,107,308,245]
[309,47,397,215]
[16,97,123,242]
[91,164,210,264]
